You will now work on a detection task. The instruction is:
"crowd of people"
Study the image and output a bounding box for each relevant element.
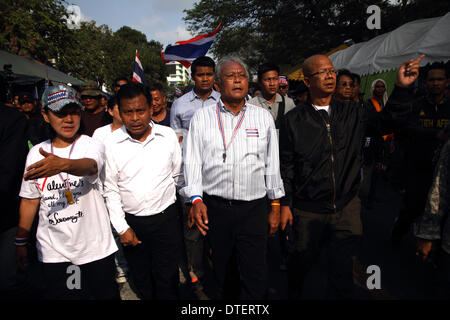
[0,52,449,300]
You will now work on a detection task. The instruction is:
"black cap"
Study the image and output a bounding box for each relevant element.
[18,92,35,104]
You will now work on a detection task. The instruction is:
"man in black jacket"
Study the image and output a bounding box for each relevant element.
[0,104,29,297]
[392,62,450,243]
[279,54,424,299]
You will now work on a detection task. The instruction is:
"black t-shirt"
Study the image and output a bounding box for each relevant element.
[153,108,171,127]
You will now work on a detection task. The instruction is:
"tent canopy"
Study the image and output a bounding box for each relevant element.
[329,12,450,75]
[0,50,83,86]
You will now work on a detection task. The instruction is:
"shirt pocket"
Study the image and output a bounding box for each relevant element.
[245,133,266,158]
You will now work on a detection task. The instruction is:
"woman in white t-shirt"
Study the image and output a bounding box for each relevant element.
[15,85,119,300]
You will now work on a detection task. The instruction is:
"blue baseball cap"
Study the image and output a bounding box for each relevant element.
[42,85,83,112]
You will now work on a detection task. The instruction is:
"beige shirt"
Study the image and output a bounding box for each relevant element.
[248,93,296,121]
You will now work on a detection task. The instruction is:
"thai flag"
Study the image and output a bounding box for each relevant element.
[175,87,183,97]
[246,129,259,137]
[161,22,222,68]
[132,50,148,86]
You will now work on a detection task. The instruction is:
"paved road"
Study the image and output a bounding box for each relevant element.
[120,176,447,300]
[4,175,444,300]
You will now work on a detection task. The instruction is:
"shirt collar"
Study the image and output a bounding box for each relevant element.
[116,121,162,144]
[218,99,248,115]
[190,89,220,102]
[256,92,282,105]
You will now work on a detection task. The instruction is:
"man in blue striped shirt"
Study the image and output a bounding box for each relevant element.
[170,56,221,132]
[182,56,285,299]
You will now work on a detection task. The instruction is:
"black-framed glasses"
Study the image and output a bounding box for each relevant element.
[81,95,99,100]
[308,69,336,78]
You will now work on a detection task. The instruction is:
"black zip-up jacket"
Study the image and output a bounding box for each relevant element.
[396,96,450,173]
[279,86,412,214]
[0,106,29,232]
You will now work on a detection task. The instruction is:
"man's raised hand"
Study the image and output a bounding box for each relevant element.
[396,54,425,88]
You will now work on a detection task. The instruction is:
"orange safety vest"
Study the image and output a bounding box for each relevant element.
[370,97,394,141]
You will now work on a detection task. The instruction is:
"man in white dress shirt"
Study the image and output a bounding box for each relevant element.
[103,83,183,300]
[182,56,285,299]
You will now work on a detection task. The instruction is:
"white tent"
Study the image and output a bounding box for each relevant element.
[329,12,450,75]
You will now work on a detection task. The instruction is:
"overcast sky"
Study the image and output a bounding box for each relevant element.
[68,0,198,48]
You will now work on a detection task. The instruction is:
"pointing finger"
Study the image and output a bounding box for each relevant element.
[415,54,425,64]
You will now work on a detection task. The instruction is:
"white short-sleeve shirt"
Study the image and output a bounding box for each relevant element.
[19,135,117,265]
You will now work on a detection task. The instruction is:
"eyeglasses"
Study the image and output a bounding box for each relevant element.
[308,69,336,78]
[279,85,288,89]
[81,95,99,100]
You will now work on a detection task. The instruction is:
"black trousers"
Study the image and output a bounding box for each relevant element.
[287,196,362,299]
[203,194,270,300]
[124,204,182,300]
[395,170,434,233]
[41,253,120,300]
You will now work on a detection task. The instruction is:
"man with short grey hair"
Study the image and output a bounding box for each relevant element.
[182,56,285,299]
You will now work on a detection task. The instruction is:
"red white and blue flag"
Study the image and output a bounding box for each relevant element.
[161,22,222,68]
[246,129,259,137]
[132,50,148,86]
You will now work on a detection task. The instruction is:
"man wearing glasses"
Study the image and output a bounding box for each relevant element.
[80,80,112,136]
[279,54,424,299]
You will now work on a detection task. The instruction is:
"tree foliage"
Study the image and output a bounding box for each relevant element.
[1,0,167,92]
[184,0,450,72]
[0,0,69,62]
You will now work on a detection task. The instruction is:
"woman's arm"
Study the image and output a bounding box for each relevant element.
[23,148,97,181]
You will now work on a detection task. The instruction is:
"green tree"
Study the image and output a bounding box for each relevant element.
[112,27,166,92]
[114,26,147,46]
[184,0,450,72]
[0,1,168,91]
[0,0,69,63]
[56,21,113,87]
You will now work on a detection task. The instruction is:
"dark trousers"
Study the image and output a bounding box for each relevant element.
[287,196,363,299]
[203,194,270,300]
[182,207,205,282]
[395,171,434,234]
[41,254,120,300]
[359,163,379,205]
[437,250,450,298]
[124,204,181,300]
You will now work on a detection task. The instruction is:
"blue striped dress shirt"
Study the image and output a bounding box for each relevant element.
[170,89,221,131]
[181,100,285,201]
